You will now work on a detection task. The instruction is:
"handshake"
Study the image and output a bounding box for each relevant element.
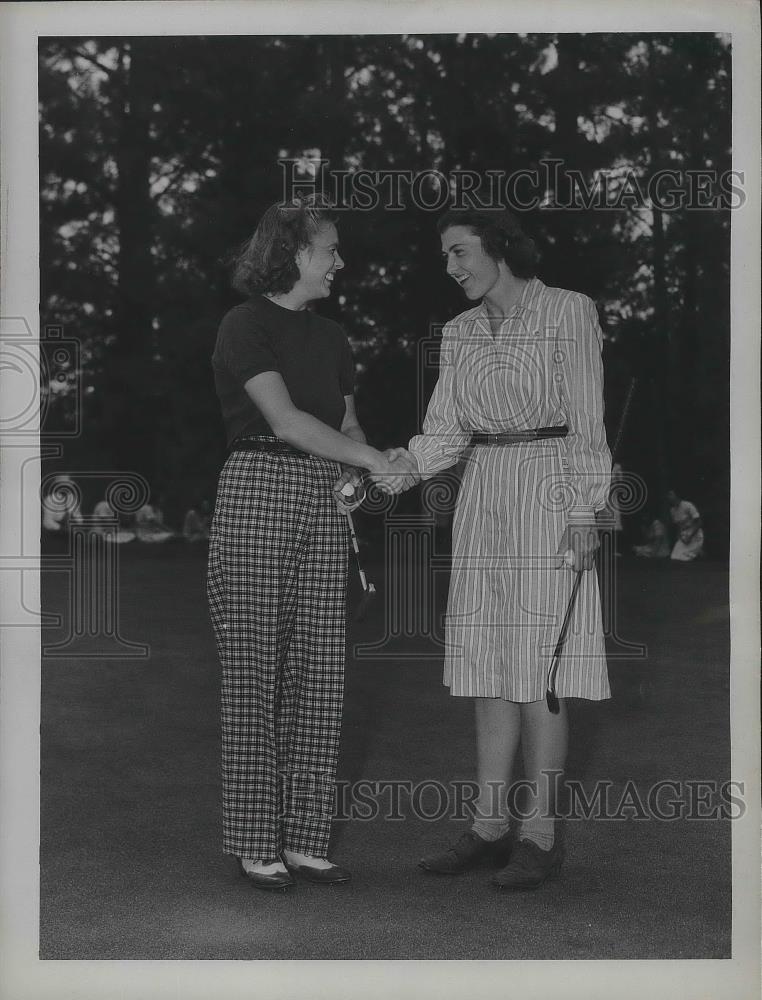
[333,447,420,511]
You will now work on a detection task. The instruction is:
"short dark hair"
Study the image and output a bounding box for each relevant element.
[231,195,338,297]
[436,208,540,278]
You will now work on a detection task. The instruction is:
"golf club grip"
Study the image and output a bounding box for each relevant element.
[611,375,637,462]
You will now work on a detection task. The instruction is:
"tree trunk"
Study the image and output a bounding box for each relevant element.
[645,39,673,499]
[112,40,158,486]
[547,35,578,284]
[321,36,347,174]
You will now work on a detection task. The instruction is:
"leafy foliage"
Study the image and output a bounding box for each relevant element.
[39,34,731,549]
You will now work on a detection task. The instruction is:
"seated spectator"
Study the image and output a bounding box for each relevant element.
[183,499,211,543]
[134,496,175,543]
[633,514,670,559]
[42,475,82,532]
[667,489,704,561]
[92,497,136,544]
[41,475,83,549]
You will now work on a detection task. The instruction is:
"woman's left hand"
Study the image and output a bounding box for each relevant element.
[559,524,600,571]
[333,467,365,512]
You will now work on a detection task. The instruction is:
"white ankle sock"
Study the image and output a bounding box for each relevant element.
[282,849,332,870]
[241,858,287,875]
[471,817,512,842]
[518,825,554,851]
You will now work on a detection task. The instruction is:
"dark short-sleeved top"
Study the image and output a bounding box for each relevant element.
[212,295,355,446]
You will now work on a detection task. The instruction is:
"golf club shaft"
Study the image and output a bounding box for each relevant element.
[553,569,583,658]
[346,511,369,592]
[546,569,584,712]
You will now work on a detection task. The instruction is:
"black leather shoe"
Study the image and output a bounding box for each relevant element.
[491,837,563,890]
[284,857,352,884]
[419,829,514,875]
[236,857,295,891]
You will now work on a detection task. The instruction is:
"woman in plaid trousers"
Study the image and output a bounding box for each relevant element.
[207,198,399,891]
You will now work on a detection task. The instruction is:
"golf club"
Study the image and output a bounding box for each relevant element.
[546,566,584,713]
[341,482,377,622]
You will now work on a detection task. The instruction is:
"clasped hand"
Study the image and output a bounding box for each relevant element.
[332,448,419,511]
[333,449,419,510]
[370,448,420,495]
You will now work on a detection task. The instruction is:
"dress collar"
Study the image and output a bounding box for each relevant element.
[475,276,544,322]
[518,276,545,315]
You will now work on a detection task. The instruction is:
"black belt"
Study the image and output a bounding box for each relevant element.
[229,435,309,457]
[470,425,568,446]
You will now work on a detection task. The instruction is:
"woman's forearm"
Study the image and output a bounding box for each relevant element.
[340,423,368,472]
[342,422,367,446]
[274,410,379,468]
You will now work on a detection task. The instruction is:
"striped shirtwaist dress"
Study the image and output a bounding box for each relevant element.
[408,277,612,702]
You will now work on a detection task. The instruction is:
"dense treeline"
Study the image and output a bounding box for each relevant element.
[39,33,731,550]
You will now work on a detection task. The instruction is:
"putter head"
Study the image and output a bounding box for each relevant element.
[354,582,377,623]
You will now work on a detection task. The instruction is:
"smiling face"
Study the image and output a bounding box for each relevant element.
[440,225,503,301]
[294,221,344,304]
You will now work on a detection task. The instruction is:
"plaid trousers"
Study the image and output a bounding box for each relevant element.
[207,446,349,860]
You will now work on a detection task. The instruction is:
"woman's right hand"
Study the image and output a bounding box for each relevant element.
[367,448,419,494]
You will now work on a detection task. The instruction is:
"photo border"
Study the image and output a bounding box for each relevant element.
[1,2,759,998]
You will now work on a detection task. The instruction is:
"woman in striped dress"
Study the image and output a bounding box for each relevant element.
[207,198,399,891]
[375,208,612,889]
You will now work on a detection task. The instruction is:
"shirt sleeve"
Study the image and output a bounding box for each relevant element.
[556,293,612,522]
[339,332,355,395]
[407,322,471,479]
[217,306,279,386]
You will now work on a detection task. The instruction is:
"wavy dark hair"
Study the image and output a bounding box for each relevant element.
[230,195,339,297]
[436,207,540,278]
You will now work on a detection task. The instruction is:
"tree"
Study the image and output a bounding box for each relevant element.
[39,33,732,548]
